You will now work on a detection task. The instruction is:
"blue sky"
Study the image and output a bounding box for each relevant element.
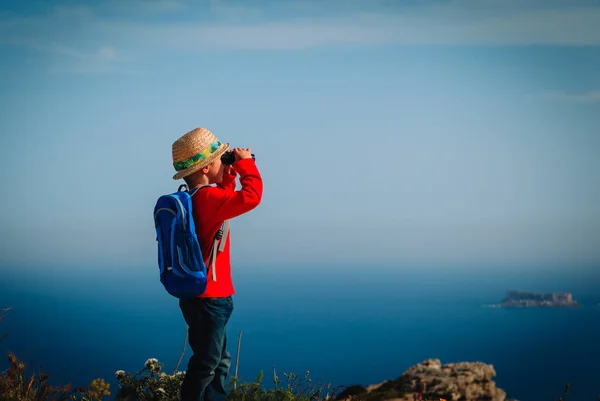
[0,0,599,270]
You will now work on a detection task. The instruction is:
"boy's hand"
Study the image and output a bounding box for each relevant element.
[234,147,253,161]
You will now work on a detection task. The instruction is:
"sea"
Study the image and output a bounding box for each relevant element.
[1,262,599,401]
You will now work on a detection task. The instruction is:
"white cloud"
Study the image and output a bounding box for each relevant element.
[48,45,137,73]
[540,91,600,103]
[50,44,117,62]
[123,7,600,51]
[114,0,189,13]
[180,0,600,48]
[1,0,600,72]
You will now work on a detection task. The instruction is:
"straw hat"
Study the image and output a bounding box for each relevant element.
[171,127,229,180]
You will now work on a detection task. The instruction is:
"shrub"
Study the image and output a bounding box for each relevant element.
[114,358,184,400]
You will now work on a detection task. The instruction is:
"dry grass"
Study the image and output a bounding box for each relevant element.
[0,307,110,401]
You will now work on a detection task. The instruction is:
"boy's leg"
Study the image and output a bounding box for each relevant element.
[179,297,234,401]
[205,329,232,400]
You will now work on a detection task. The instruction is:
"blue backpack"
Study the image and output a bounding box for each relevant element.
[153,184,210,299]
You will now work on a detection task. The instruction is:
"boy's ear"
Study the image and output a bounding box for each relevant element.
[201,165,210,173]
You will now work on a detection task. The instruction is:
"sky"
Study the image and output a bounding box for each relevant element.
[0,0,599,271]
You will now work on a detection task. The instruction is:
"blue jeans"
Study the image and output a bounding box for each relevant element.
[179,296,234,401]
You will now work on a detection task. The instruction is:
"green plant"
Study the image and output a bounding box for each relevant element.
[228,367,341,401]
[114,360,343,401]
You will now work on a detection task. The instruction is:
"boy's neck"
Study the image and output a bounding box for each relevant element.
[185,174,212,189]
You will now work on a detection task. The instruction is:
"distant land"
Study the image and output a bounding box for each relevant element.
[496,290,581,308]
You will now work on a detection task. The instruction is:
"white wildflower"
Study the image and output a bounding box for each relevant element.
[145,358,159,369]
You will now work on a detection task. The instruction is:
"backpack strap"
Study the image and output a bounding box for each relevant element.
[186,184,229,282]
[219,220,230,252]
[209,237,219,282]
[207,219,230,282]
[188,184,210,197]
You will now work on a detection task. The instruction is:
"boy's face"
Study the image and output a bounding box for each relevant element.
[206,157,225,183]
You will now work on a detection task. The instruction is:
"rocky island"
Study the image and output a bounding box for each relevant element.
[496,290,580,308]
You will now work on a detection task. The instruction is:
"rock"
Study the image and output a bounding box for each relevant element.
[400,359,505,401]
[336,359,510,401]
[497,290,580,308]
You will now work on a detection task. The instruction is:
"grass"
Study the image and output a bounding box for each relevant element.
[1,307,599,401]
[112,358,342,400]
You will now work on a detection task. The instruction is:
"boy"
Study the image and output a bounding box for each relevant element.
[170,127,263,401]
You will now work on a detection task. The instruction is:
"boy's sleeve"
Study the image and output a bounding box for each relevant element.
[216,167,237,192]
[205,159,263,221]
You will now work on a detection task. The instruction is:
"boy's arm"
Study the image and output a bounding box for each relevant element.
[205,158,263,221]
[216,166,237,192]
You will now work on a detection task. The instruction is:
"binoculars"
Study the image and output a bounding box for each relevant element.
[221,151,256,166]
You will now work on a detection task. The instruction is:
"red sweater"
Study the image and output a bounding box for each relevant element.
[191,158,263,298]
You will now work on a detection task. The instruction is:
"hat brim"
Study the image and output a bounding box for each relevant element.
[172,143,230,180]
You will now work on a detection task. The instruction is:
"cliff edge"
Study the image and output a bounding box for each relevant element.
[336,358,514,401]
